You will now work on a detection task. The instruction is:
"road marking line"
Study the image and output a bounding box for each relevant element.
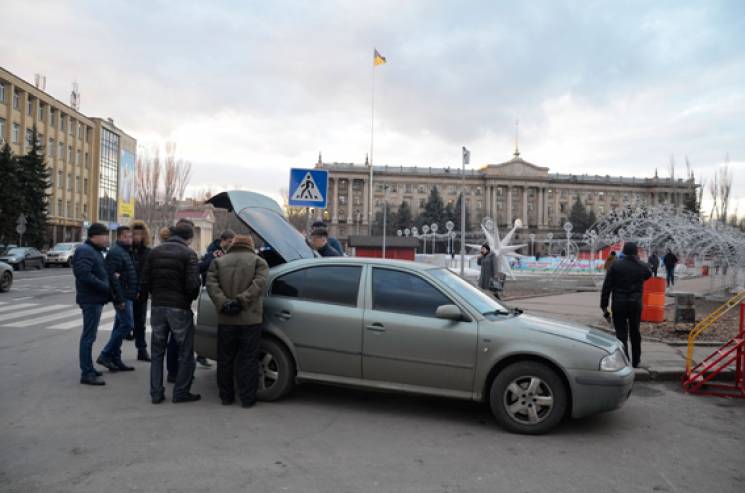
[48,310,118,330]
[0,303,37,313]
[0,305,67,322]
[6,309,82,327]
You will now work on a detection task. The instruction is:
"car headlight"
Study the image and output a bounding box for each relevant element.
[600,349,627,371]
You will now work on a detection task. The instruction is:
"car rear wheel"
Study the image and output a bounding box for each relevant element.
[489,361,568,435]
[0,271,12,292]
[257,338,295,402]
[66,258,72,268]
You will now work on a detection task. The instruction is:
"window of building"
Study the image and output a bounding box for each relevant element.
[84,177,88,192]
[27,97,34,116]
[60,114,66,132]
[271,266,361,307]
[0,83,5,103]
[76,150,81,165]
[50,108,56,126]
[13,90,20,110]
[475,187,482,196]
[98,127,120,223]
[75,203,80,218]
[67,146,73,162]
[38,103,45,121]
[12,123,20,143]
[77,124,82,139]
[85,126,91,143]
[76,176,81,192]
[57,199,62,216]
[448,185,456,194]
[58,142,64,160]
[403,183,412,193]
[25,128,33,147]
[83,204,88,217]
[37,132,44,147]
[418,185,426,194]
[67,173,73,192]
[0,117,4,141]
[477,200,482,209]
[57,170,63,188]
[419,198,426,208]
[372,268,452,318]
[47,138,54,157]
[339,195,347,205]
[70,120,75,136]
[560,203,566,213]
[497,187,504,196]
[66,201,72,218]
[84,152,89,169]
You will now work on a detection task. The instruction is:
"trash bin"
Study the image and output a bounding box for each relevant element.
[641,277,666,322]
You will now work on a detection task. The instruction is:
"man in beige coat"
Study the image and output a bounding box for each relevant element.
[206,234,269,408]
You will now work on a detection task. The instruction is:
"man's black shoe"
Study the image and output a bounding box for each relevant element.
[152,395,165,404]
[196,356,212,368]
[124,331,135,341]
[241,401,256,409]
[96,355,120,372]
[167,374,176,383]
[137,349,151,362]
[221,398,235,406]
[94,370,103,377]
[80,375,105,386]
[173,393,201,404]
[114,360,135,372]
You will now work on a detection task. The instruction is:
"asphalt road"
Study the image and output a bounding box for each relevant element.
[1,269,744,493]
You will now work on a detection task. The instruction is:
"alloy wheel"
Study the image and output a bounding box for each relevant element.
[503,375,555,425]
[258,352,279,391]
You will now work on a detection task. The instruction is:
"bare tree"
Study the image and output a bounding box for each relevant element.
[135,145,161,229]
[279,187,308,233]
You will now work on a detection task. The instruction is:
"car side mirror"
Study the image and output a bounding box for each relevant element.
[435,304,464,321]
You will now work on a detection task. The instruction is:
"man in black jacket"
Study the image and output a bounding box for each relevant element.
[141,223,202,404]
[97,226,137,373]
[601,242,652,368]
[73,223,110,386]
[129,220,151,361]
[198,229,235,285]
[309,227,341,257]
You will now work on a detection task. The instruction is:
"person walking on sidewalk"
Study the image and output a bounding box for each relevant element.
[600,242,652,368]
[663,248,678,287]
[97,226,137,373]
[73,223,111,386]
[141,223,202,404]
[206,234,269,408]
[477,244,503,299]
[648,251,660,277]
[129,220,151,361]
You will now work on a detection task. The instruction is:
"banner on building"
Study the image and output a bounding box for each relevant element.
[118,149,136,223]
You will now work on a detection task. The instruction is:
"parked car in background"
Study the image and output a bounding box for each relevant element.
[0,247,45,271]
[0,262,13,292]
[45,242,82,267]
[195,191,634,435]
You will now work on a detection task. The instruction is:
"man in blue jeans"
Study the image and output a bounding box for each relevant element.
[97,226,138,372]
[72,223,111,386]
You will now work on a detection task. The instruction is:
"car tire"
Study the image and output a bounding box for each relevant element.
[0,271,12,292]
[66,259,72,268]
[256,338,295,402]
[18,261,25,271]
[489,361,568,435]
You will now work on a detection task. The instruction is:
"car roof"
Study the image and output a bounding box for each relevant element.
[269,256,440,274]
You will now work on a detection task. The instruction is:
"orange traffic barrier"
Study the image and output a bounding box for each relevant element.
[642,277,666,322]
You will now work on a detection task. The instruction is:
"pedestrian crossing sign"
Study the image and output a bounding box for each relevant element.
[288,168,328,208]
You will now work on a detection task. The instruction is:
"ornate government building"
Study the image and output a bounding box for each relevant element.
[315,148,697,241]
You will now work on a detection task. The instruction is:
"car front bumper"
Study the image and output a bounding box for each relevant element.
[567,366,634,419]
[45,257,69,264]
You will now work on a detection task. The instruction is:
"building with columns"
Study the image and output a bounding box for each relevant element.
[315,149,697,242]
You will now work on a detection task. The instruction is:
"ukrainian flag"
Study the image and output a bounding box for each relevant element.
[373,49,387,66]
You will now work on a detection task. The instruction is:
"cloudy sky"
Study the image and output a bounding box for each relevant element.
[2,0,743,212]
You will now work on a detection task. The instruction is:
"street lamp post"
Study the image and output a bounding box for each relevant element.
[431,223,438,254]
[529,233,536,258]
[546,232,553,256]
[382,184,389,259]
[445,221,454,259]
[422,225,430,255]
[411,226,419,253]
[563,222,573,257]
[460,146,470,276]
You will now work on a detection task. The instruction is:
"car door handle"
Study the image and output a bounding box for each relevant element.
[274,311,292,321]
[366,323,386,333]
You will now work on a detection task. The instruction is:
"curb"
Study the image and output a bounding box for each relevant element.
[588,323,727,347]
[634,367,736,383]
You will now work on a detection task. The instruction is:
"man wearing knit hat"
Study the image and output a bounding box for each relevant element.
[206,234,269,408]
[72,223,111,386]
[600,241,652,368]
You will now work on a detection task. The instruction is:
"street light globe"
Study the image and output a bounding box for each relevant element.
[445,221,454,231]
[404,228,411,237]
[514,218,523,228]
[431,223,438,233]
[450,232,457,239]
[528,233,536,241]
[397,230,403,237]
[482,217,494,232]
[547,232,554,240]
[411,227,418,236]
[563,222,573,233]
[422,225,430,234]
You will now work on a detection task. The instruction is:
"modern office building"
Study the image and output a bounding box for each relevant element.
[316,149,698,241]
[0,66,136,244]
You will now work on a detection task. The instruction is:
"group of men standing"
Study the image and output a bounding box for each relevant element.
[73,220,270,408]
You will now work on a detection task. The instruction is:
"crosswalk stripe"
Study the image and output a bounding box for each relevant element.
[6,308,81,327]
[0,305,67,322]
[0,303,37,313]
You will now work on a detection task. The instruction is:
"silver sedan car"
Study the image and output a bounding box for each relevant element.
[195,191,633,434]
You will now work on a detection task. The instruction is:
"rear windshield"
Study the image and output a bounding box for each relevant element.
[52,244,75,251]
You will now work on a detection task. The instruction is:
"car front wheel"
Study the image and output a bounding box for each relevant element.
[256,338,295,402]
[0,271,12,292]
[489,361,568,435]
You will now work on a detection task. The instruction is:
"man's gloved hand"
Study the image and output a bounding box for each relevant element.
[221,299,242,316]
[602,308,611,321]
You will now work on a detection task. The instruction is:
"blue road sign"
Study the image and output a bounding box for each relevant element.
[288,168,328,208]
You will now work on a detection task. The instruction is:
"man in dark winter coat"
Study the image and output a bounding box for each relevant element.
[309,227,341,257]
[97,226,138,373]
[601,242,652,368]
[663,249,678,287]
[206,234,269,408]
[73,223,111,386]
[648,251,660,277]
[141,223,202,404]
[129,220,152,361]
[312,221,343,255]
[198,229,235,285]
[477,244,502,298]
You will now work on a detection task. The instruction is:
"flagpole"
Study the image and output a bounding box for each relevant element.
[368,51,376,235]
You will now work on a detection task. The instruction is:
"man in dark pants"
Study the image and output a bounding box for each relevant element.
[97,226,137,372]
[130,220,151,361]
[73,223,111,385]
[206,234,269,408]
[601,242,652,368]
[663,248,678,287]
[141,223,202,404]
[648,251,660,277]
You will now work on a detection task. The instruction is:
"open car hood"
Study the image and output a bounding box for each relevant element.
[206,190,316,263]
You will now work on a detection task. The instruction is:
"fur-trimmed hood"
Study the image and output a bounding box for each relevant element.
[131,220,152,247]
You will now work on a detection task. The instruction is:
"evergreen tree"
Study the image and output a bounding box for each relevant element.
[371,202,397,235]
[17,127,50,247]
[0,143,22,244]
[568,197,590,233]
[395,201,414,231]
[453,193,471,231]
[587,209,597,232]
[416,186,445,228]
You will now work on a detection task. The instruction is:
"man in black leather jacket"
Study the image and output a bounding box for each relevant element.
[600,242,652,368]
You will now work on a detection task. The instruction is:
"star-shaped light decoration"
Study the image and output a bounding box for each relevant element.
[468,217,528,280]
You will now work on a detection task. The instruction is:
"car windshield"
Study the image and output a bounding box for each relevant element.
[7,248,26,255]
[429,268,509,315]
[52,244,75,251]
